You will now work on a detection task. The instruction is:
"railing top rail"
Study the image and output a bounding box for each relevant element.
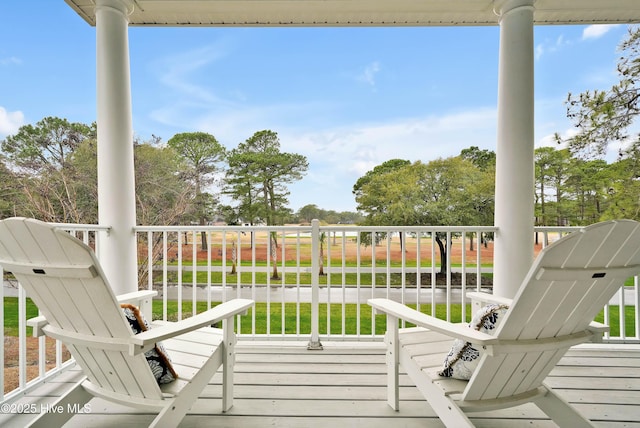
[133,224,499,232]
[51,223,110,232]
[134,225,313,232]
[320,225,499,232]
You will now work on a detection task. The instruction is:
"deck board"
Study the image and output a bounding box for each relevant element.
[1,342,639,427]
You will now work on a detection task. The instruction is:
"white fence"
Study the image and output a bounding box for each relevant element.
[1,221,639,402]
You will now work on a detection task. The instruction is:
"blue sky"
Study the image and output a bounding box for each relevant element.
[0,2,632,213]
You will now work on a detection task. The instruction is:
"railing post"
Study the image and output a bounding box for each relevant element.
[308,219,323,350]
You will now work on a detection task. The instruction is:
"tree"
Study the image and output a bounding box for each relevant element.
[562,27,640,159]
[134,140,198,288]
[225,130,308,226]
[352,159,411,201]
[535,147,554,226]
[459,146,496,171]
[168,132,226,249]
[601,144,640,221]
[1,116,95,223]
[225,130,308,279]
[298,204,321,223]
[557,27,640,222]
[535,147,571,226]
[459,147,495,250]
[65,138,99,224]
[354,157,493,273]
[0,157,22,218]
[564,158,612,224]
[134,142,192,225]
[319,231,326,276]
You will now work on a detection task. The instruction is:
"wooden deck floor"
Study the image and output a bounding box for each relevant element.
[3,341,640,427]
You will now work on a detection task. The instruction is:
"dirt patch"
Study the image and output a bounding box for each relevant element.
[4,336,71,393]
[147,231,499,265]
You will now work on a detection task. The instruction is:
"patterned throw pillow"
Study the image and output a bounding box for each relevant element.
[121,303,178,384]
[438,303,509,380]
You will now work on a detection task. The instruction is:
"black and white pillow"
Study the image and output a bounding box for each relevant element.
[438,304,509,380]
[121,303,178,384]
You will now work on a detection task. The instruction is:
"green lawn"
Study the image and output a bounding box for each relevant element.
[4,297,636,338]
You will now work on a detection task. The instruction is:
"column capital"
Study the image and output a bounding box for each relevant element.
[493,0,535,17]
[95,0,135,17]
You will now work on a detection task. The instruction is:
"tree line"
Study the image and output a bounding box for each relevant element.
[354,144,639,228]
[0,124,315,227]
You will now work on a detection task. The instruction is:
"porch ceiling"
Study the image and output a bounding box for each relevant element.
[66,0,640,27]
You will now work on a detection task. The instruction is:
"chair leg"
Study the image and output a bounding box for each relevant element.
[150,345,224,428]
[399,348,474,427]
[28,379,92,428]
[535,384,594,428]
[222,317,236,412]
[385,317,400,411]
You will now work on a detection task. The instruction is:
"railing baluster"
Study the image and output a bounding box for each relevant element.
[1,266,4,400]
[280,229,286,337]
[18,283,26,390]
[325,227,332,339]
[177,231,183,321]
[634,275,639,340]
[461,231,467,322]
[416,230,422,314]
[296,231,301,337]
[430,231,437,317]
[341,230,347,337]
[476,231,482,293]
[192,230,197,317]
[207,230,212,309]
[162,231,168,322]
[308,219,322,349]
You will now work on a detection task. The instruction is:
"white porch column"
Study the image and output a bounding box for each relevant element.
[493,0,536,299]
[95,0,138,295]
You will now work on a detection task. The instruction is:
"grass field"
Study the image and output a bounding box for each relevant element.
[4,296,636,338]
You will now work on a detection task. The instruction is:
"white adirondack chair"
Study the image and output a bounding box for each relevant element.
[369,219,640,427]
[0,217,254,427]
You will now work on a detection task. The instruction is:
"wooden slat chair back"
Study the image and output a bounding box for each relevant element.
[463,219,640,403]
[369,219,640,427]
[0,217,164,401]
[0,217,254,427]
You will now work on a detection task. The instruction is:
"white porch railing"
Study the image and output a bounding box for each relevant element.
[135,223,498,342]
[2,221,639,402]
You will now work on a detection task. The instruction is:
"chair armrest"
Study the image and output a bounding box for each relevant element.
[587,321,610,343]
[466,291,513,308]
[117,290,158,320]
[129,299,254,354]
[368,298,497,346]
[27,315,49,337]
[117,290,158,304]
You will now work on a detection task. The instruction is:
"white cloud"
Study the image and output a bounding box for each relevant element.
[280,107,499,211]
[281,107,498,175]
[155,44,230,104]
[0,56,21,66]
[0,107,24,137]
[535,44,545,61]
[582,24,620,40]
[357,61,381,87]
[535,34,572,60]
[537,127,578,150]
